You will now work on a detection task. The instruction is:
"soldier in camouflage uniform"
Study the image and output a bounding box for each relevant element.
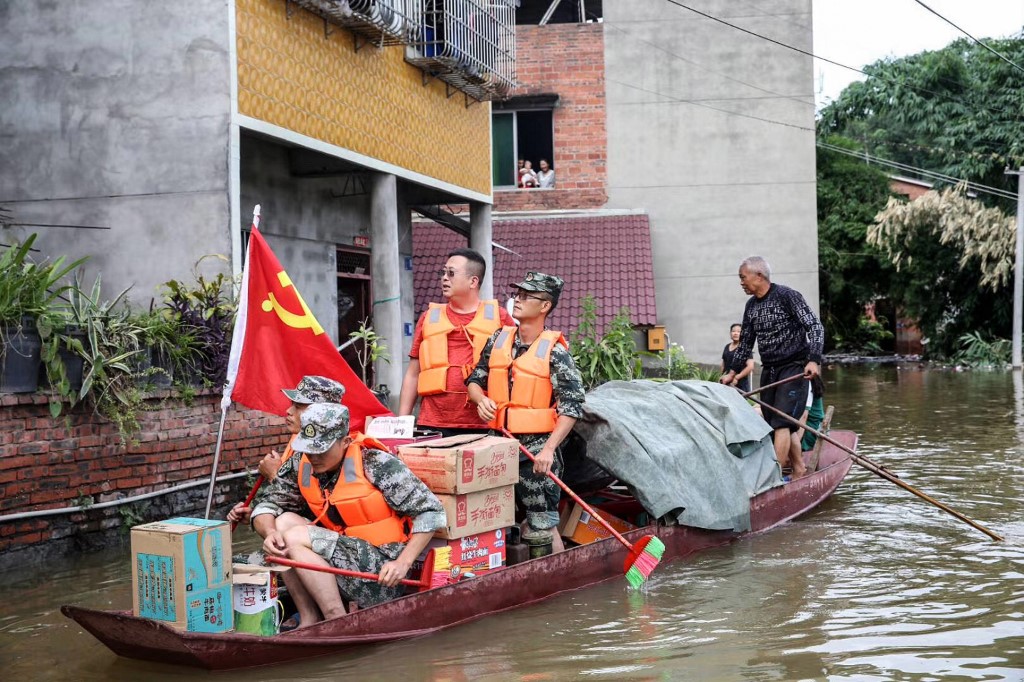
[466,272,586,552]
[227,375,345,530]
[251,402,445,623]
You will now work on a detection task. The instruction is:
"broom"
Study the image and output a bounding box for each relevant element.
[267,547,450,591]
[500,428,665,588]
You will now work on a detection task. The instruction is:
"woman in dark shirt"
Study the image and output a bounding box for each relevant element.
[721,323,755,393]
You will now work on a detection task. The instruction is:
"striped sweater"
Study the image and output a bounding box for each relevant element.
[730,283,824,370]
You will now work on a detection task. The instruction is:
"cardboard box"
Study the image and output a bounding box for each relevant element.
[131,517,233,633]
[435,484,516,539]
[398,434,519,494]
[411,528,508,585]
[558,503,636,546]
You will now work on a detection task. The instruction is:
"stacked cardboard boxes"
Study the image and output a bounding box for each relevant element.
[398,434,518,540]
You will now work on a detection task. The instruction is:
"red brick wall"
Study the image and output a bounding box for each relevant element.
[0,390,288,565]
[495,22,607,212]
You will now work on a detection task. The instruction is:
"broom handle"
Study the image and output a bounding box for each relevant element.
[500,428,633,550]
[266,556,427,588]
[740,372,804,398]
[230,474,265,532]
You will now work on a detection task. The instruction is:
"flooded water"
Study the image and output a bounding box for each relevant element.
[1,365,1022,681]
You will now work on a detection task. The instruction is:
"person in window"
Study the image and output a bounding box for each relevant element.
[537,159,555,188]
[519,160,538,188]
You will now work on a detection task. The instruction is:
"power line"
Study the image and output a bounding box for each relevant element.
[605,77,814,131]
[909,0,1024,76]
[817,141,1018,201]
[659,0,1024,123]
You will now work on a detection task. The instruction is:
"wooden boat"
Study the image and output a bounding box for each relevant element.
[62,429,857,671]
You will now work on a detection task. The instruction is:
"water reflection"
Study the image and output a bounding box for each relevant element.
[1,366,1022,681]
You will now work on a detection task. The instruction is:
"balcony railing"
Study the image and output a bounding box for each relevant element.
[291,0,423,46]
[406,0,516,102]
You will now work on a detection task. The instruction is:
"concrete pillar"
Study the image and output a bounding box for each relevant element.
[370,173,403,410]
[469,201,494,299]
[397,187,415,365]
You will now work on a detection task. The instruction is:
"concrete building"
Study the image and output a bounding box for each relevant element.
[489,0,819,363]
[0,0,514,404]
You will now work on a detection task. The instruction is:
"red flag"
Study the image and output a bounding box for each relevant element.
[229,228,390,430]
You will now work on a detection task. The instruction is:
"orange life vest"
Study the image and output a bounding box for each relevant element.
[487,327,567,434]
[417,300,502,396]
[296,434,410,546]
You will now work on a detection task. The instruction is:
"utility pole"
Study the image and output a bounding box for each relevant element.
[1011,167,1024,369]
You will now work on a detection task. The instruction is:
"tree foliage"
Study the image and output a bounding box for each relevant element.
[868,185,1015,357]
[818,34,1024,201]
[817,33,1023,357]
[816,137,896,351]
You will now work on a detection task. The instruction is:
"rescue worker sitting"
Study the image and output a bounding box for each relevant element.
[226,375,345,534]
[251,402,445,626]
[465,271,586,554]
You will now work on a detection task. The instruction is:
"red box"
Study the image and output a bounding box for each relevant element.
[411,528,508,585]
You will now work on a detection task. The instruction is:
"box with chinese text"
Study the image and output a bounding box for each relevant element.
[435,484,516,539]
[398,434,519,494]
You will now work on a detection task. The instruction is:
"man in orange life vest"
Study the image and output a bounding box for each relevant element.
[399,248,515,437]
[226,375,345,529]
[466,272,586,553]
[252,402,445,624]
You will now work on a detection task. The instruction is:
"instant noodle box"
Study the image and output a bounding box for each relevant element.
[397,434,519,494]
[411,528,509,585]
[435,484,516,539]
[130,517,233,633]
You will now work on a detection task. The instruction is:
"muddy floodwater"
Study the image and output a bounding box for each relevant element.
[1,365,1022,680]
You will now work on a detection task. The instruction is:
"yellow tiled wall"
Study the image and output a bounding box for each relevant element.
[236,0,492,196]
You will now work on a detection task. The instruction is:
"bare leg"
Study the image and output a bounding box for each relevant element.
[773,427,791,469]
[281,525,347,626]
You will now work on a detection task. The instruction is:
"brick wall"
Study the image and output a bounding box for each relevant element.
[0,389,289,569]
[494,22,607,213]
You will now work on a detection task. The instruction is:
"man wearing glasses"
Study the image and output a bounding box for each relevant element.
[466,272,586,553]
[399,248,515,437]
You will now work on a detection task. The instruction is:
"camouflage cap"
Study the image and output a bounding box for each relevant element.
[292,402,350,455]
[281,375,346,405]
[511,271,564,301]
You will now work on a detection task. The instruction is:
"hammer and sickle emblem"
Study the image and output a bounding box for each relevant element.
[261,271,324,335]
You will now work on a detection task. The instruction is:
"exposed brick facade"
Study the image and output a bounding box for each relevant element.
[494,22,607,212]
[0,390,288,569]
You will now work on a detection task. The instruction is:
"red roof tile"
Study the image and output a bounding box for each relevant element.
[412,213,657,335]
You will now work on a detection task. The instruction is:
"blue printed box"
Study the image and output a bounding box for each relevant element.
[131,517,233,633]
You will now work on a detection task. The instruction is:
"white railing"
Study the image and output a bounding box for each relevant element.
[406,0,516,101]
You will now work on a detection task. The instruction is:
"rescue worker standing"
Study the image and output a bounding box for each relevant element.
[399,248,515,437]
[466,272,586,554]
[252,402,445,626]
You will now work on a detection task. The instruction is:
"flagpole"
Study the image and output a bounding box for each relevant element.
[204,205,259,519]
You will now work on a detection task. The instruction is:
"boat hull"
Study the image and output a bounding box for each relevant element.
[62,430,857,670]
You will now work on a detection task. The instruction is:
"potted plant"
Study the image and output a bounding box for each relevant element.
[160,257,237,387]
[348,320,391,403]
[133,306,201,390]
[0,234,85,393]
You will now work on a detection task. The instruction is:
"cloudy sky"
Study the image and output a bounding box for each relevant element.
[812,0,1024,108]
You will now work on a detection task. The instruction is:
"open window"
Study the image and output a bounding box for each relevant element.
[492,107,555,188]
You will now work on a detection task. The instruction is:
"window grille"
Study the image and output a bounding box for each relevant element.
[292,0,424,46]
[407,0,516,101]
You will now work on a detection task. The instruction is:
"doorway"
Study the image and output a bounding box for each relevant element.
[337,248,372,385]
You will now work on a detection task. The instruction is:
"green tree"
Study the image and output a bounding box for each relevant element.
[869,185,1015,357]
[816,136,896,351]
[818,34,1024,201]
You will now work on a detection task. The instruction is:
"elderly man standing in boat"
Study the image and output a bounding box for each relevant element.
[466,271,586,554]
[251,402,445,625]
[720,255,824,479]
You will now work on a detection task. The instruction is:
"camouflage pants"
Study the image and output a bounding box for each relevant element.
[515,439,563,531]
[308,526,405,608]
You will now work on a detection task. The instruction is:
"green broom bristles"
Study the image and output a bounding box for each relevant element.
[625,536,666,589]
